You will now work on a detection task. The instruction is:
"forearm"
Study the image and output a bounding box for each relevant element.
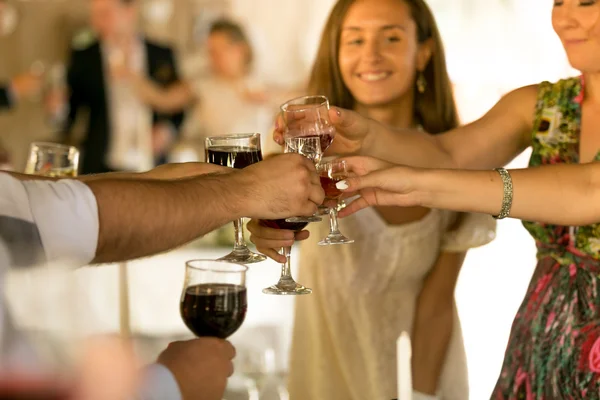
[411,251,465,395]
[88,175,243,264]
[361,126,458,169]
[417,163,600,225]
[133,77,193,114]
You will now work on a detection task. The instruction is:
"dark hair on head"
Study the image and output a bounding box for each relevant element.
[209,18,253,67]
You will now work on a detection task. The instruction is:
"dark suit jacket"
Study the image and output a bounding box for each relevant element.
[0,86,13,110]
[63,39,185,174]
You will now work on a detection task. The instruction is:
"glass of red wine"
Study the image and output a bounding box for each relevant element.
[317,160,354,245]
[259,220,312,295]
[205,133,267,264]
[180,260,248,338]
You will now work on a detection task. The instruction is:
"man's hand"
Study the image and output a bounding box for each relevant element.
[247,218,311,262]
[11,72,42,101]
[234,153,325,220]
[158,338,236,400]
[272,107,378,156]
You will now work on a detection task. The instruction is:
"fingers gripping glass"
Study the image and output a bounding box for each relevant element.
[205,133,267,264]
[258,220,312,295]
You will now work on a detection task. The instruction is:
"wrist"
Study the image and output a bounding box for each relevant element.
[410,167,437,208]
[211,173,251,220]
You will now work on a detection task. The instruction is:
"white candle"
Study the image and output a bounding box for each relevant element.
[397,331,413,400]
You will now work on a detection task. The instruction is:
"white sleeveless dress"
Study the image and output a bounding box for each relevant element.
[287,208,496,400]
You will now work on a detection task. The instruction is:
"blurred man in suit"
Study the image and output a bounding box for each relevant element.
[63,0,184,174]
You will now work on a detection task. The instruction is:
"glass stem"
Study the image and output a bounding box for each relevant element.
[280,247,293,279]
[233,218,247,250]
[328,206,341,234]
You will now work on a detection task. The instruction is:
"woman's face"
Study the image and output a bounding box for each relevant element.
[338,0,430,107]
[552,0,600,73]
[207,32,248,79]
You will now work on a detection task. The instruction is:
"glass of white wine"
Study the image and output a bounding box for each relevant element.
[25,142,79,177]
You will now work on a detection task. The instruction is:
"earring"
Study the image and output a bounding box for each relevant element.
[416,71,427,94]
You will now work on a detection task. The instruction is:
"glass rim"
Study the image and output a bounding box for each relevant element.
[205,133,261,141]
[30,142,78,153]
[185,259,248,274]
[281,95,329,112]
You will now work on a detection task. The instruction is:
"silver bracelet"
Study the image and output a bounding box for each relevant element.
[493,167,513,220]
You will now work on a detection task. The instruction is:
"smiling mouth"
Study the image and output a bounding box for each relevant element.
[357,72,392,82]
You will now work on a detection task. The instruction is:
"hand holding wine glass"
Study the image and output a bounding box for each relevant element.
[333,156,422,218]
[317,159,354,245]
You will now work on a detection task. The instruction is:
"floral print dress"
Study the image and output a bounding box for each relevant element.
[492,77,600,399]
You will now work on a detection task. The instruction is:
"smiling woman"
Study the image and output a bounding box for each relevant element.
[266,1,497,400]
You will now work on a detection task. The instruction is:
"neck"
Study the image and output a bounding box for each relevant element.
[354,94,416,129]
[583,72,600,104]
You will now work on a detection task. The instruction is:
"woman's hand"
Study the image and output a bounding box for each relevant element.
[247,219,310,263]
[336,156,425,217]
[272,107,380,156]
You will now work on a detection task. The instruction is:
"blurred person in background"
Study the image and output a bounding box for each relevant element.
[0,73,42,111]
[248,1,495,399]
[62,0,185,175]
[112,18,295,158]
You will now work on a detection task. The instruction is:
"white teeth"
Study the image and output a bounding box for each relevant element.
[359,72,389,82]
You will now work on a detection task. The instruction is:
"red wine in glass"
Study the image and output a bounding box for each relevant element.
[180,283,247,339]
[259,219,309,232]
[286,127,335,153]
[319,173,346,201]
[206,147,263,169]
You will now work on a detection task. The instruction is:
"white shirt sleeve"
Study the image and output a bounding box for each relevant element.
[137,363,182,400]
[0,173,99,267]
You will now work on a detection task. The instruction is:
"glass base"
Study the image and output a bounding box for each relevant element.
[285,216,322,223]
[218,247,266,264]
[318,233,355,246]
[262,276,312,295]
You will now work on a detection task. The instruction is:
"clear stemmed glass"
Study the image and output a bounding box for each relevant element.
[259,219,312,295]
[180,260,248,339]
[25,142,79,177]
[205,133,267,264]
[317,160,354,245]
[283,135,323,224]
[282,95,334,218]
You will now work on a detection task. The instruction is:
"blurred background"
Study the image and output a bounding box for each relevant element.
[0,0,579,398]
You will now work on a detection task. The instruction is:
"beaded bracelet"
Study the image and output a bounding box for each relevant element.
[493,167,513,220]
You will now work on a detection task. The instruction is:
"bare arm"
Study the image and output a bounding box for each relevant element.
[131,77,195,114]
[88,174,242,263]
[364,85,538,169]
[340,157,600,226]
[269,85,539,169]
[412,250,465,395]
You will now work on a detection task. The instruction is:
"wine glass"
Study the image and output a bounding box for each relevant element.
[205,133,267,264]
[180,260,248,338]
[25,142,79,177]
[282,136,323,224]
[280,95,335,154]
[259,219,312,295]
[282,95,334,218]
[317,160,354,245]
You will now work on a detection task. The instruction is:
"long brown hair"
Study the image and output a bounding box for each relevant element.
[308,0,458,134]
